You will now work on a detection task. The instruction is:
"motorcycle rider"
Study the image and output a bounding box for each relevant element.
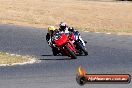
[46,26,60,55]
[46,26,55,46]
[59,22,86,47]
[59,22,70,35]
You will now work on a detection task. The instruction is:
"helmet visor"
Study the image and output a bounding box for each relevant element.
[60,26,66,30]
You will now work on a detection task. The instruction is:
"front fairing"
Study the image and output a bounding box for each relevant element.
[53,33,68,46]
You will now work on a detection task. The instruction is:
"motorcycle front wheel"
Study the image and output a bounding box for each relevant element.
[65,45,77,59]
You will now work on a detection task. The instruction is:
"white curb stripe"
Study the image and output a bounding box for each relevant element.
[95,32,101,34]
[10,54,15,56]
[106,33,111,34]
[84,31,90,32]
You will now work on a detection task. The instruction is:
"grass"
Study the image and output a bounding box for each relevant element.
[0,0,132,35]
[0,52,32,65]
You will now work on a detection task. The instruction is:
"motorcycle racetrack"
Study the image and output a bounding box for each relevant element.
[0,24,132,88]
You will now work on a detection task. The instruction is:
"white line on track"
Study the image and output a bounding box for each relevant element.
[84,31,112,35]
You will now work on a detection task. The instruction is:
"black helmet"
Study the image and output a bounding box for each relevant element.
[59,22,67,31]
[68,27,74,32]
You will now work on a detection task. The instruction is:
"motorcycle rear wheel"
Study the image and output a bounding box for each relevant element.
[78,43,88,56]
[52,47,59,56]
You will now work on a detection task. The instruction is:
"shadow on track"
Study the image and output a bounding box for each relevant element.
[41,55,53,56]
[39,58,73,61]
[41,54,67,56]
[39,54,75,60]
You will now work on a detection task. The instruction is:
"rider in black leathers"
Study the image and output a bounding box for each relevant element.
[46,26,60,56]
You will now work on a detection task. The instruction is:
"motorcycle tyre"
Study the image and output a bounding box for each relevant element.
[65,45,77,59]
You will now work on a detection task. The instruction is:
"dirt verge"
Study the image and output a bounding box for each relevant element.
[0,0,132,35]
[0,52,37,66]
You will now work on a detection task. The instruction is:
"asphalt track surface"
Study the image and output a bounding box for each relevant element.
[0,24,132,88]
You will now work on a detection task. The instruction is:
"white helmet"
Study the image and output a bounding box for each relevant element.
[59,22,66,26]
